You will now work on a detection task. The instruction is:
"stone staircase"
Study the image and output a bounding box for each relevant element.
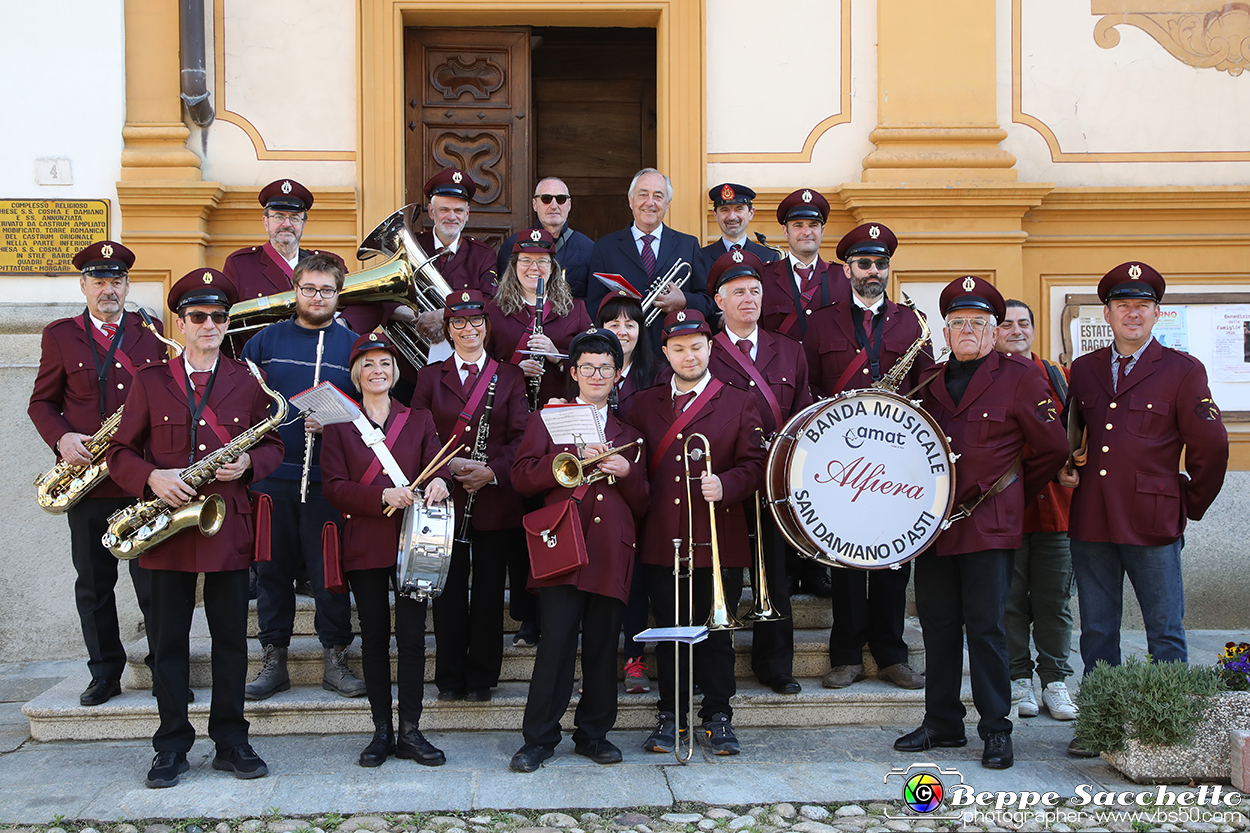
[23,589,1004,742]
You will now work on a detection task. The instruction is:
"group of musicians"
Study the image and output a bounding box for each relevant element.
[29,166,1228,787]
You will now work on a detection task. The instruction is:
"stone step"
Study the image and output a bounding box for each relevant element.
[24,674,1008,743]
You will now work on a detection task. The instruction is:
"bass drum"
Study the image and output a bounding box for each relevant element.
[766,389,955,569]
[396,497,455,601]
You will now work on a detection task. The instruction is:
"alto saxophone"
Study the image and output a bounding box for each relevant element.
[34,307,182,514]
[872,291,933,395]
[102,359,288,560]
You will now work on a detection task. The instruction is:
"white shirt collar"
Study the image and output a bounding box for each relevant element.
[631,224,664,245]
[454,351,486,383]
[720,236,747,252]
[789,253,818,272]
[725,326,759,358]
[434,234,462,256]
[183,355,219,374]
[670,369,713,400]
[89,312,121,333]
[853,295,885,314]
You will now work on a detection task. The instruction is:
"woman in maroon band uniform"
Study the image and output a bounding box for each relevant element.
[321,332,450,769]
[595,288,657,420]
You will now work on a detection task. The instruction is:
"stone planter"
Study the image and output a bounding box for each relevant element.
[1102,691,1250,784]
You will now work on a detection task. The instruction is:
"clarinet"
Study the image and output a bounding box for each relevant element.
[527,277,545,411]
[455,373,497,544]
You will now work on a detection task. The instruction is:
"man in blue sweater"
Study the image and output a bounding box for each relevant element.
[241,252,365,699]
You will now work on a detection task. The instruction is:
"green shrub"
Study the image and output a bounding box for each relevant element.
[1072,656,1225,754]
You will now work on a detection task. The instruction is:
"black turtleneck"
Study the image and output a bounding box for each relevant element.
[945,354,988,406]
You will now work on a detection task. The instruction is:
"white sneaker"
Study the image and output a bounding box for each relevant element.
[1042,681,1079,720]
[1013,678,1039,717]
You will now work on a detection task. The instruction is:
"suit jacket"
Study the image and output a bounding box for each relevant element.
[486,298,592,406]
[586,225,712,349]
[511,408,649,603]
[708,329,812,436]
[321,402,444,572]
[1067,339,1228,546]
[806,295,935,397]
[629,379,766,568]
[29,311,172,499]
[411,356,529,529]
[106,356,285,572]
[920,350,1068,556]
[759,256,842,341]
[416,230,498,297]
[698,237,781,274]
[499,226,595,299]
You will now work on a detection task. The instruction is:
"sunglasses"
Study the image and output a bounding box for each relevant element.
[184,311,229,325]
[852,258,890,271]
[534,194,570,205]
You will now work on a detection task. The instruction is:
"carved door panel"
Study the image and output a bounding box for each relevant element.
[405,28,532,251]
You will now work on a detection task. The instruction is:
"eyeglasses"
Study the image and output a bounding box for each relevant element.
[449,315,486,329]
[517,257,552,269]
[946,317,992,332]
[576,364,617,378]
[297,285,338,298]
[265,212,306,225]
[184,311,229,325]
[534,194,570,205]
[852,258,890,271]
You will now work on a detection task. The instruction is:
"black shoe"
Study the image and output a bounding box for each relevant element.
[212,743,269,779]
[804,569,834,599]
[437,689,464,701]
[359,722,394,768]
[767,674,801,695]
[396,720,445,766]
[145,751,189,789]
[463,688,492,702]
[294,578,314,597]
[982,731,1014,769]
[643,711,677,753]
[510,742,554,772]
[574,737,623,764]
[894,725,968,752]
[698,713,740,756]
[80,678,121,706]
[513,621,540,646]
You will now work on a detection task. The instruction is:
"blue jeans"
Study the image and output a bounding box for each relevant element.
[1069,538,1186,670]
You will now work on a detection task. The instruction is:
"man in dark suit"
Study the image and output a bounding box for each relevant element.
[107,269,285,788]
[1058,262,1228,755]
[585,168,712,349]
[805,222,933,692]
[28,240,168,707]
[498,177,594,298]
[699,183,781,268]
[758,189,839,342]
[895,276,1068,770]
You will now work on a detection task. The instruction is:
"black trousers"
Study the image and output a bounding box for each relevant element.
[828,561,911,667]
[737,503,794,683]
[522,584,625,747]
[149,568,250,754]
[643,564,736,723]
[67,497,153,680]
[914,549,1014,740]
[432,525,522,693]
[620,551,650,660]
[252,477,353,649]
[348,567,426,727]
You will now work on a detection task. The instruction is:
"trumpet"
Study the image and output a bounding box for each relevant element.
[642,259,693,328]
[551,439,644,488]
[683,433,742,632]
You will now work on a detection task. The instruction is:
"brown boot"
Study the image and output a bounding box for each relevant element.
[821,664,866,689]
[878,662,926,690]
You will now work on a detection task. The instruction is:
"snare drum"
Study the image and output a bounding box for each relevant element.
[396,497,455,600]
[766,389,955,569]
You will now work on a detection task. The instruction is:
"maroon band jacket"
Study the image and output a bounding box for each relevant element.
[708,329,813,436]
[486,298,592,406]
[758,257,837,341]
[805,295,935,398]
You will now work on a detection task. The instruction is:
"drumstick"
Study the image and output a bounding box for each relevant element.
[382,438,466,517]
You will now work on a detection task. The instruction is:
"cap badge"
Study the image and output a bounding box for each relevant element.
[720,184,735,201]
[869,225,881,240]
[962,276,976,292]
[530,229,542,242]
[801,190,813,203]
[368,333,378,342]
[461,292,470,302]
[676,311,687,322]
[202,272,214,284]
[100,243,114,258]
[617,290,627,296]
[586,327,597,335]
[1129,264,1143,279]
[452,171,463,184]
[281,181,293,194]
[732,250,744,263]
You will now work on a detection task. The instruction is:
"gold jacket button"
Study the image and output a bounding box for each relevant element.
[674,498,680,505]
[596,494,604,501]
[115,362,122,368]
[198,444,207,451]
[1099,469,1107,476]
[164,415,169,421]
[676,433,683,439]
[593,517,601,524]
[1147,403,1153,409]
[1102,445,1110,453]
[200,419,207,426]
[805,309,811,315]
[749,380,756,386]
[117,383,125,389]
[234,417,240,423]
[345,514,351,519]
[674,476,681,482]
[1105,423,1113,430]
[1110,402,1117,409]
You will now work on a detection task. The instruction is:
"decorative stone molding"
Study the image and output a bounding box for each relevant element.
[1093,2,1250,76]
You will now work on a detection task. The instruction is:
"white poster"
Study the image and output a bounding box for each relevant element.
[1069,306,1113,360]
[1152,306,1189,353]
[1211,305,1250,383]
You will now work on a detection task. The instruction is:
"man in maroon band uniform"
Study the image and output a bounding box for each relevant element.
[805,222,933,693]
[107,269,284,788]
[758,188,837,341]
[1059,262,1227,755]
[631,309,766,756]
[705,248,811,694]
[896,276,1068,770]
[509,329,650,772]
[28,241,166,707]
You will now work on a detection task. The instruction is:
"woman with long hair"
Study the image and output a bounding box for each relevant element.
[594,288,656,418]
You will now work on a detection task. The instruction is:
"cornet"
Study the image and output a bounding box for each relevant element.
[551,439,643,488]
[642,259,693,327]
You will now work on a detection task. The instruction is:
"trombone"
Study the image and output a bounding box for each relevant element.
[684,433,742,633]
[551,439,643,489]
[741,491,785,622]
[642,259,693,328]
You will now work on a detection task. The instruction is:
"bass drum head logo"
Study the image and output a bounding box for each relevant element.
[903,771,944,814]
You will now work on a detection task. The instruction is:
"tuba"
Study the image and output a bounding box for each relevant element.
[102,360,288,560]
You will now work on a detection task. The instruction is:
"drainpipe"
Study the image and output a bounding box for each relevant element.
[179,0,215,126]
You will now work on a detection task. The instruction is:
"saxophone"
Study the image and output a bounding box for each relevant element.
[872,291,934,395]
[455,373,497,544]
[102,359,288,560]
[35,308,182,514]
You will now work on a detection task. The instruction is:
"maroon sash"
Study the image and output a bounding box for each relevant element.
[833,349,872,394]
[649,379,725,472]
[359,407,411,485]
[451,357,500,439]
[714,331,782,431]
[508,302,550,365]
[169,358,234,445]
[72,315,139,377]
[262,242,295,279]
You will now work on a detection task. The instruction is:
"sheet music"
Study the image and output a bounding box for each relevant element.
[288,382,361,426]
[635,625,709,644]
[540,402,605,447]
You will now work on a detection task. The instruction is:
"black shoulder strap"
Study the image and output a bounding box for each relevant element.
[1042,359,1068,405]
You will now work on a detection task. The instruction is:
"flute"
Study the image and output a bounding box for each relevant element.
[299,329,325,503]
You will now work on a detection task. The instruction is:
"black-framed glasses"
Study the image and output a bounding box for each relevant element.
[449,315,486,329]
[534,194,570,205]
[852,258,890,271]
[297,285,339,298]
[184,311,229,324]
[576,364,617,378]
